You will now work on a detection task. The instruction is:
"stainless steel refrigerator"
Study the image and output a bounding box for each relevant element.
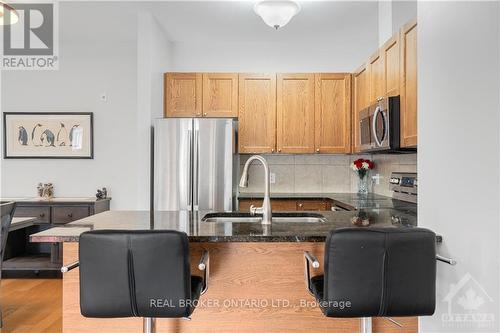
[153,118,236,212]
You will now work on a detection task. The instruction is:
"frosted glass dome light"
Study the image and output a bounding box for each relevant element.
[254,0,301,30]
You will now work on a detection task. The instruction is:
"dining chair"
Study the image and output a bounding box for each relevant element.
[0,201,17,328]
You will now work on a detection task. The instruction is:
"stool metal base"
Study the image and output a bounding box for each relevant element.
[143,317,156,333]
[360,317,372,333]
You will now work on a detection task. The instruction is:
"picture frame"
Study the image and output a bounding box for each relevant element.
[3,112,94,159]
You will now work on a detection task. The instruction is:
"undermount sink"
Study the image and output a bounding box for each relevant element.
[201,212,327,223]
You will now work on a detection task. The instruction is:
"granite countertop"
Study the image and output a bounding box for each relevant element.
[30,207,418,243]
[238,192,417,212]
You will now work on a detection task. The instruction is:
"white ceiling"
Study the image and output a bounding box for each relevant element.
[149,1,379,43]
[60,1,379,43]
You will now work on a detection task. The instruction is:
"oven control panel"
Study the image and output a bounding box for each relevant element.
[390,172,417,203]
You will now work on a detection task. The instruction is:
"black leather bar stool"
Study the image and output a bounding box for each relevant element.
[304,227,455,333]
[61,230,209,333]
[0,201,16,328]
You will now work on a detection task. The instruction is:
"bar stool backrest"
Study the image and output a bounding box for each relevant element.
[323,228,436,317]
[79,230,192,318]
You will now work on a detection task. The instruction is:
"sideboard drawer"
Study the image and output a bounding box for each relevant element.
[52,206,90,224]
[14,206,50,223]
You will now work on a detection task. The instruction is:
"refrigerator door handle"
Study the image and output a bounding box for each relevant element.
[187,129,193,210]
[193,127,200,210]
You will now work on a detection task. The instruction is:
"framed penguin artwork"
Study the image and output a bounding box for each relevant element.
[3,112,94,159]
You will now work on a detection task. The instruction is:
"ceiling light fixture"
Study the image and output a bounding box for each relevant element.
[254,0,301,30]
[0,1,19,25]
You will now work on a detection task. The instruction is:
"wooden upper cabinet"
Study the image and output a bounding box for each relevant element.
[400,19,418,148]
[202,73,238,117]
[238,73,277,153]
[383,33,400,97]
[164,73,202,117]
[314,73,352,153]
[368,50,385,103]
[352,64,369,153]
[277,74,315,154]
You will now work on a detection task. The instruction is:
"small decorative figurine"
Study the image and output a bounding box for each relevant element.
[96,187,108,200]
[37,183,54,200]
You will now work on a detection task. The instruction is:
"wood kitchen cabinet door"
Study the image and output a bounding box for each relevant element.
[238,73,277,153]
[368,50,385,104]
[202,73,238,117]
[296,199,332,211]
[314,73,352,153]
[352,64,369,153]
[164,73,202,117]
[238,199,297,211]
[400,19,418,148]
[383,33,400,97]
[277,73,315,154]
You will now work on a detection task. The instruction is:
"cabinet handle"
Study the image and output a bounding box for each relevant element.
[278,149,281,153]
[39,213,45,218]
[271,149,274,153]
[196,113,202,117]
[203,112,207,117]
[67,213,73,218]
[298,203,303,208]
[316,149,320,153]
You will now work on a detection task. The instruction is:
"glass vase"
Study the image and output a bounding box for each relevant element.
[357,173,369,195]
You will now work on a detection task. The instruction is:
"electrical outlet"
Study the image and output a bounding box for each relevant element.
[372,173,381,185]
[270,172,276,184]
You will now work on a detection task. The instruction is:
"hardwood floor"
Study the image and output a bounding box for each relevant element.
[1,279,62,333]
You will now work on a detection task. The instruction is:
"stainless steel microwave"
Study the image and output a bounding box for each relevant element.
[359,96,416,153]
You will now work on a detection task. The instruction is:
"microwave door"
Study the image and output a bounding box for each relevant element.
[372,106,388,149]
[359,107,372,151]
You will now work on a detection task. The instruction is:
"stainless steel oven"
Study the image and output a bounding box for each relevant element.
[358,96,415,153]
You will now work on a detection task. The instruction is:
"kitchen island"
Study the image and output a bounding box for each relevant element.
[30,208,418,333]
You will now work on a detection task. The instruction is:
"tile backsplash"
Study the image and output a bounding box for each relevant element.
[238,153,417,197]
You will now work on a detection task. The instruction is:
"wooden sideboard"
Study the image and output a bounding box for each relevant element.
[3,198,110,277]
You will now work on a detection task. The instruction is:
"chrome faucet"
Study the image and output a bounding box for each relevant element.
[239,155,272,225]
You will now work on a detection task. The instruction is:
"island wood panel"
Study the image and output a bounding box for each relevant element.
[202,73,238,117]
[352,64,369,153]
[63,242,417,333]
[400,19,418,148]
[164,73,203,117]
[277,73,315,153]
[383,32,401,97]
[314,73,352,153]
[238,73,277,153]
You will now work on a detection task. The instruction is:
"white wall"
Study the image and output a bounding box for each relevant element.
[392,0,417,33]
[378,0,393,46]
[0,41,138,209]
[171,39,377,73]
[418,2,500,332]
[378,0,417,46]
[137,11,172,209]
